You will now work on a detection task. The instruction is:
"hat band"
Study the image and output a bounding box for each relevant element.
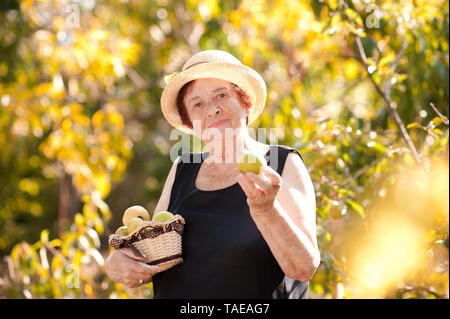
[165,61,209,85]
[182,60,208,71]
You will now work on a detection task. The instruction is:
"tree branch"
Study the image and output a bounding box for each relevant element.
[385,35,408,98]
[393,285,447,299]
[429,102,449,124]
[332,147,410,188]
[341,1,422,164]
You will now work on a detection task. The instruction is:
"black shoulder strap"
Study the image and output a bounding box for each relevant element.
[265,145,305,176]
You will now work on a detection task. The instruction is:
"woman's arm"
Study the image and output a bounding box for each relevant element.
[151,156,181,220]
[105,156,181,286]
[237,152,320,281]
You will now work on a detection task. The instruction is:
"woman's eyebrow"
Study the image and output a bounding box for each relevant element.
[188,87,229,104]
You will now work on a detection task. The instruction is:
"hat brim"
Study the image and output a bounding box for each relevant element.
[161,62,267,135]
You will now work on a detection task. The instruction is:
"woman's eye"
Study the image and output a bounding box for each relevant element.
[193,103,201,108]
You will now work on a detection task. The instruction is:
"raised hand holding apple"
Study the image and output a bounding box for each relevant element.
[236,152,282,214]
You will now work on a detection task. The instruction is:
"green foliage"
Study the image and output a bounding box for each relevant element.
[0,0,448,299]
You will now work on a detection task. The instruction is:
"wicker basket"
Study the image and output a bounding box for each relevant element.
[109,214,185,272]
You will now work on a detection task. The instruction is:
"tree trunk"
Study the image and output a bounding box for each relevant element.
[58,172,71,235]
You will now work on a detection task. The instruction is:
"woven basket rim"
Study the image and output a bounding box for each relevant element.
[109,214,184,243]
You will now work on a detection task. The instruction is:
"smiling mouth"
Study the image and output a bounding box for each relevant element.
[208,119,227,128]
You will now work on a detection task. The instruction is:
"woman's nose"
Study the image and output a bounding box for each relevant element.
[207,104,221,117]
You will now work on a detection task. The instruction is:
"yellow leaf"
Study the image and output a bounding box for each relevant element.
[344,60,359,80]
[432,117,447,127]
[344,8,363,26]
[40,229,49,244]
[75,213,85,227]
[241,46,254,66]
[108,112,124,130]
[329,0,338,10]
[93,171,111,198]
[407,122,422,129]
[50,239,62,247]
[205,0,220,18]
[19,178,40,196]
[84,283,94,296]
[61,118,72,131]
[29,202,43,217]
[229,10,243,27]
[378,52,396,68]
[92,111,104,128]
[313,283,325,294]
[94,220,104,235]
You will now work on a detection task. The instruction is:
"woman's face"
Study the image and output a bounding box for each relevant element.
[183,78,248,140]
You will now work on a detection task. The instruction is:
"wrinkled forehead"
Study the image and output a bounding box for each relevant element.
[186,78,232,96]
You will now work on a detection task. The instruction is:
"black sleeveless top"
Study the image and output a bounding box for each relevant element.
[152,145,309,299]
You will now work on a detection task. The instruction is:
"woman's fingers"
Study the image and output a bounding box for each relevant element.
[245,169,281,196]
[260,165,282,188]
[106,248,161,288]
[245,172,272,194]
[237,173,263,198]
[123,259,161,288]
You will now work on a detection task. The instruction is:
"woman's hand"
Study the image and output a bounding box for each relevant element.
[237,165,282,214]
[105,247,161,288]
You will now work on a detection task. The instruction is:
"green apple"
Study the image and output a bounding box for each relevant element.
[127,217,143,233]
[238,151,267,175]
[154,211,174,222]
[123,205,150,227]
[115,225,129,236]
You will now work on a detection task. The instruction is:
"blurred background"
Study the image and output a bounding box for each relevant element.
[0,0,448,299]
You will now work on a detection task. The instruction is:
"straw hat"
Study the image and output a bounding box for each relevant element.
[160,50,267,135]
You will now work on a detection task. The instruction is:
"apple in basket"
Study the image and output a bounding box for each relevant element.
[115,226,129,236]
[154,211,174,222]
[238,151,267,175]
[123,205,150,227]
[127,217,143,233]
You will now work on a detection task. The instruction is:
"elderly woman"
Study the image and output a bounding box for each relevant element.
[105,50,320,298]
